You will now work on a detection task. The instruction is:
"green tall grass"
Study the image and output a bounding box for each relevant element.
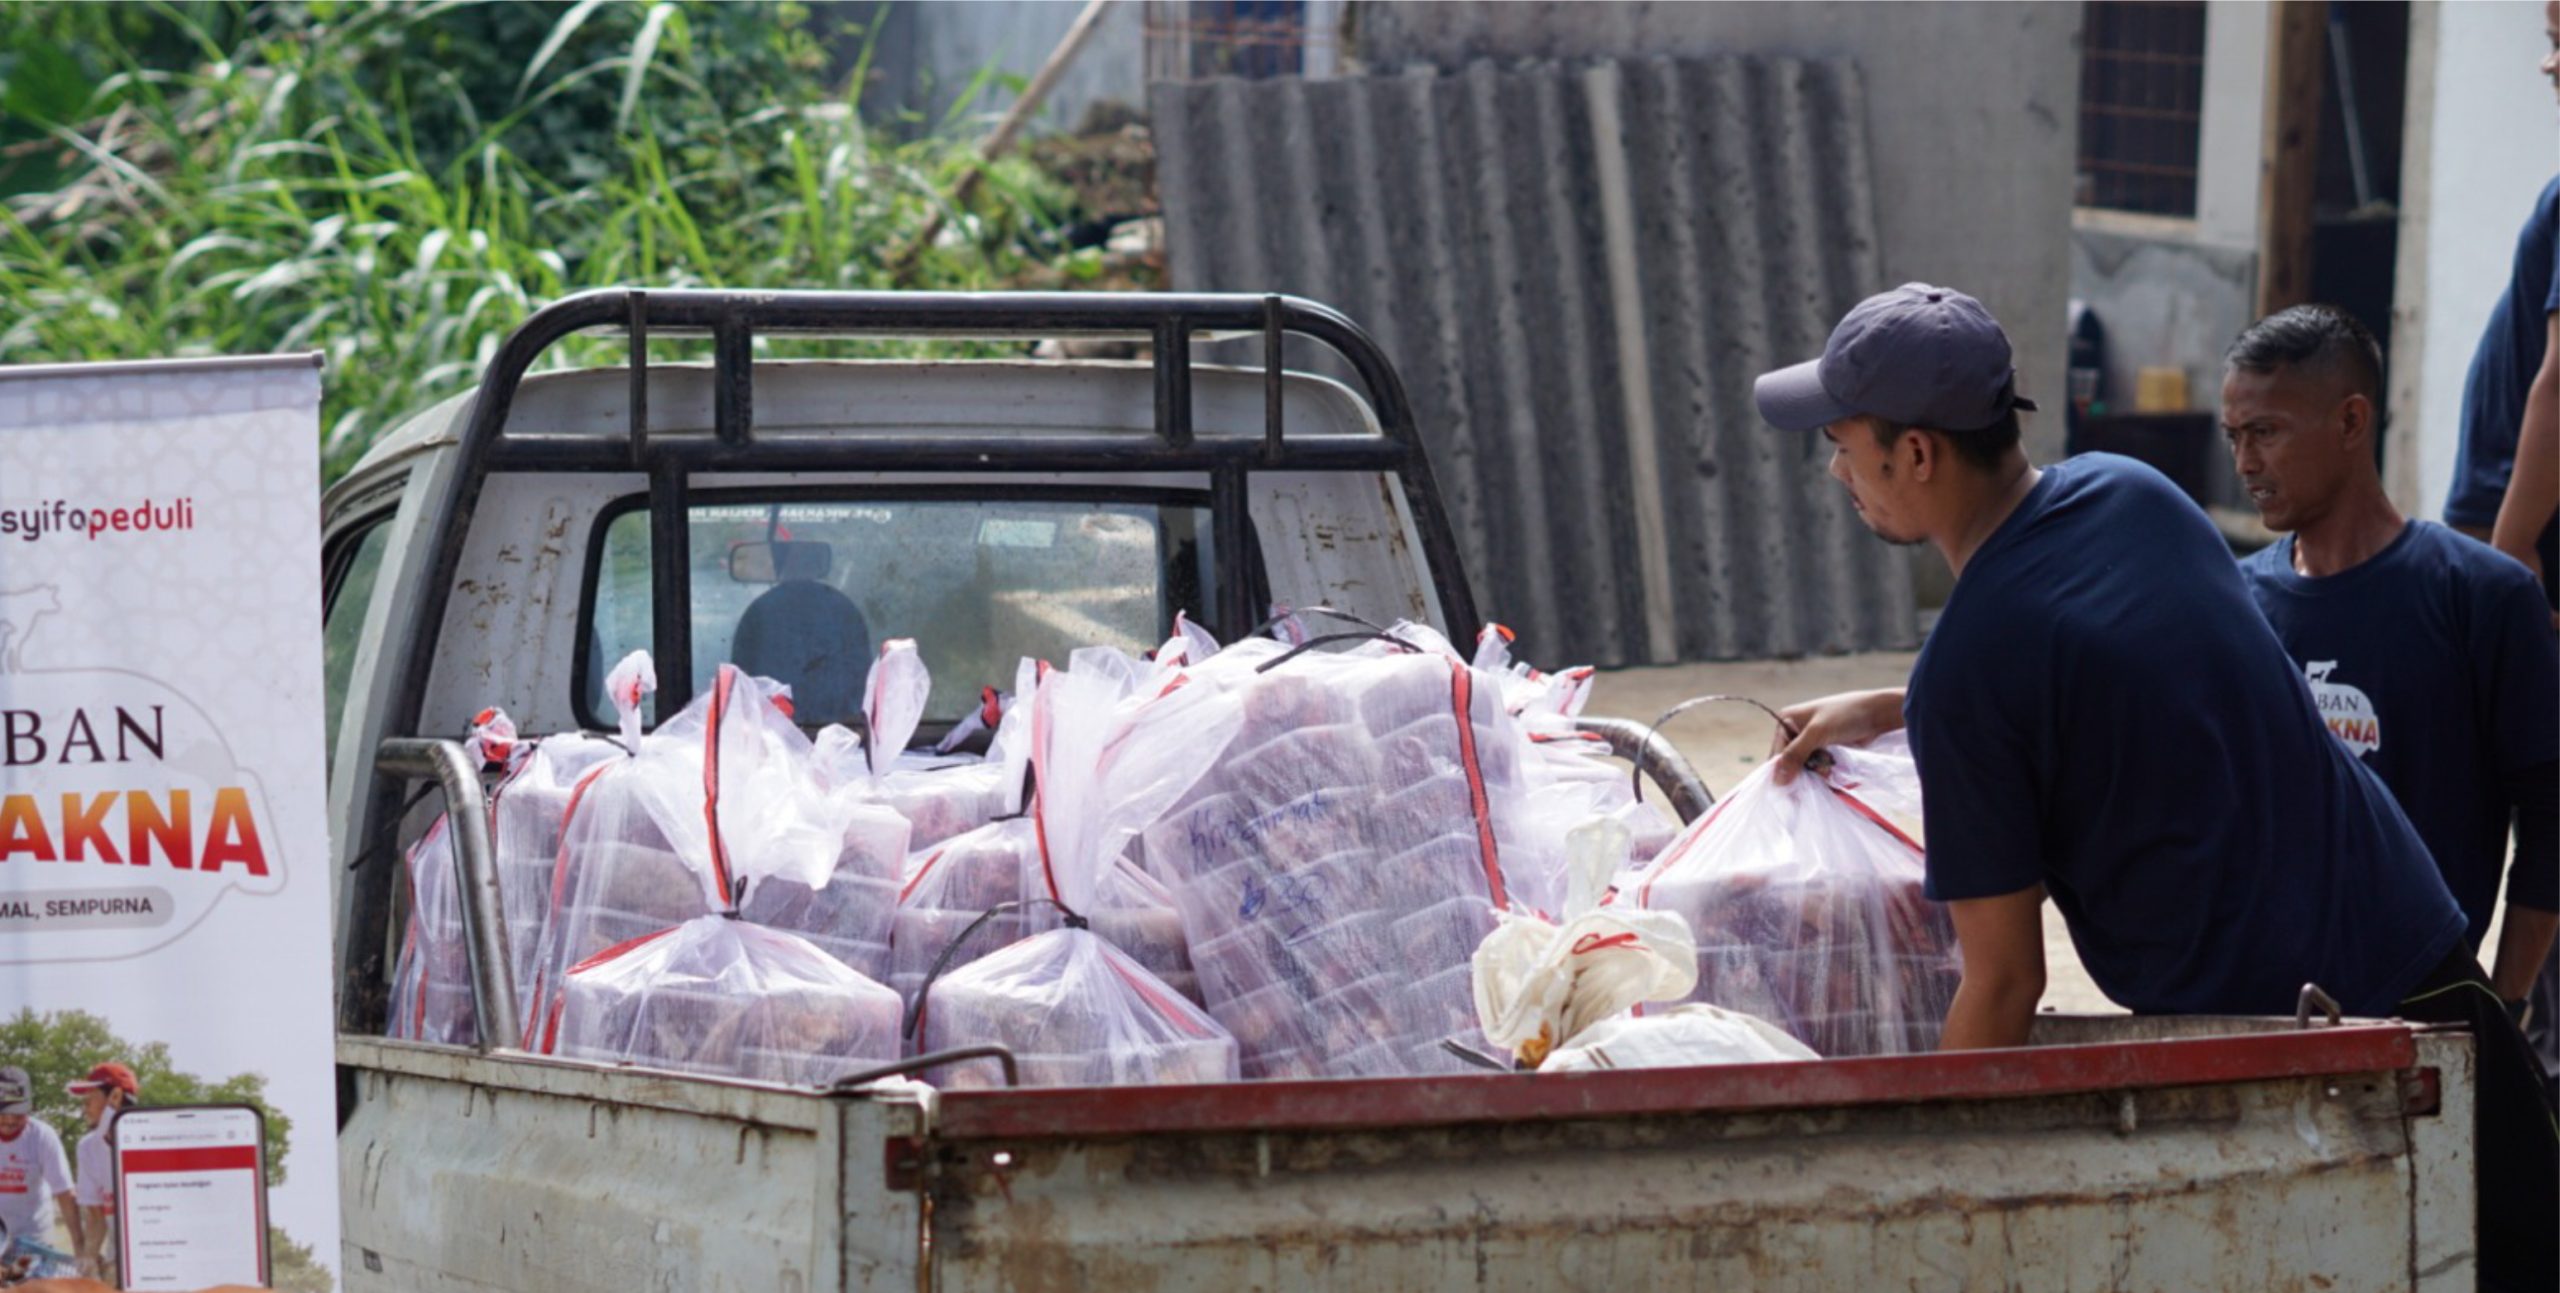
[0,2,1101,481]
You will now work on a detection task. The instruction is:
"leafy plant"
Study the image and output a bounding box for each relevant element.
[0,1,1089,482]
[0,1006,292,1186]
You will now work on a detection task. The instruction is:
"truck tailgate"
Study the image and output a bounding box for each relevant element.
[870,1022,2470,1293]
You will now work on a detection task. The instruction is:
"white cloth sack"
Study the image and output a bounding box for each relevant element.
[1542,1005,1819,1072]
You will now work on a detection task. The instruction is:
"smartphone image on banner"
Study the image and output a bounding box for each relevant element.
[111,1104,271,1290]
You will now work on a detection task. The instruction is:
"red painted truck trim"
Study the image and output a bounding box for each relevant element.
[930,1023,2418,1140]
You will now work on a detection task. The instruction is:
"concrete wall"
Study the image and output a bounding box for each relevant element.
[860,0,1147,135]
[1352,1,2081,464]
[2192,0,2272,250]
[2066,0,2259,489]
[2069,220,2256,507]
[2386,0,2560,520]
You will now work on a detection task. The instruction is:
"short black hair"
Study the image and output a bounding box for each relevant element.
[2224,304,2384,407]
[1866,408,2022,472]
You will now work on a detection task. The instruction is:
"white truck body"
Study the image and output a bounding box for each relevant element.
[319,291,2476,1291]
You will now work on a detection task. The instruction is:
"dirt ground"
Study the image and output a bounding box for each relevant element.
[1587,651,2121,1017]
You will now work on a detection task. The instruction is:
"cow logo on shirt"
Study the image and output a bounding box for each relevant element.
[2304,660,2381,757]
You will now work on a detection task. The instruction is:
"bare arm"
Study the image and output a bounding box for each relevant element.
[1768,688,1908,786]
[2489,310,2559,577]
[2491,759,2559,1000]
[1937,884,2049,1050]
[2493,907,2559,1002]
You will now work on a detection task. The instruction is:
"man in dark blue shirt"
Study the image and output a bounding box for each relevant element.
[2224,304,2557,1007]
[1752,284,2548,1291]
[1755,283,2465,1033]
[2222,306,2560,1293]
[2447,173,2558,606]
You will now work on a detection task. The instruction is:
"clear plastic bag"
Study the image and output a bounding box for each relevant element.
[819,645,1022,849]
[888,817,1037,1003]
[1472,626,1678,879]
[738,644,927,979]
[387,709,521,1045]
[546,913,903,1085]
[916,653,1243,1086]
[1621,734,1959,1057]
[388,814,478,1044]
[529,661,906,1083]
[1143,635,1547,1078]
[525,662,867,1041]
[489,728,632,1005]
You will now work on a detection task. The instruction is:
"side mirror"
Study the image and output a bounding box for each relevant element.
[729,540,834,584]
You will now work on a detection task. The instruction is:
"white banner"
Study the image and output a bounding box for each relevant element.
[0,355,339,1290]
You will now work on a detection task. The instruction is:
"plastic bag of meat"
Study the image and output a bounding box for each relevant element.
[1620,733,1958,1057]
[1469,625,1679,875]
[386,711,521,1045]
[736,643,923,978]
[545,913,902,1086]
[529,664,904,1081]
[1140,629,1550,1079]
[487,666,651,1007]
[524,662,862,1040]
[818,650,1030,850]
[916,654,1243,1087]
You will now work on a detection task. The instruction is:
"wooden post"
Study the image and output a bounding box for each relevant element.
[2256,0,2328,318]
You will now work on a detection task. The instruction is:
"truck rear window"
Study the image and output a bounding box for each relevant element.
[580,491,1228,730]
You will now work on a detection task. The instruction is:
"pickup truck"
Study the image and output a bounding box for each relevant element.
[321,289,2478,1291]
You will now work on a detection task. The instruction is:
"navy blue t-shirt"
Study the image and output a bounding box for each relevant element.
[1908,454,2466,1017]
[2239,523,2559,944]
[2446,173,2559,603]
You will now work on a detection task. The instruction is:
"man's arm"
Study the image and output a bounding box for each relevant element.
[2490,310,2559,578]
[2491,760,2559,1001]
[53,1189,79,1246]
[1938,884,2048,1050]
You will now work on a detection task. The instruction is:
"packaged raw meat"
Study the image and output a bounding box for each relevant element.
[524,662,861,1041]
[819,647,1026,849]
[1142,634,1550,1078]
[545,913,902,1086]
[1471,625,1678,878]
[529,663,904,1083]
[737,644,927,979]
[887,816,1037,1002]
[1621,733,1959,1057]
[387,708,522,1046]
[388,815,478,1044]
[916,653,1243,1087]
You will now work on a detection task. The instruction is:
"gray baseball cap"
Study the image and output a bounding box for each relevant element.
[0,1066,30,1115]
[1755,283,2038,433]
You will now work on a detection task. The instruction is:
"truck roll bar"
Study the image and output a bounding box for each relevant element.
[347,288,1481,1038]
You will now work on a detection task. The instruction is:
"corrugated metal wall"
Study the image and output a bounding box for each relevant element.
[1152,57,1918,668]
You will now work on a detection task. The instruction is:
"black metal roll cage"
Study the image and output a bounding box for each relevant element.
[347,288,1480,1034]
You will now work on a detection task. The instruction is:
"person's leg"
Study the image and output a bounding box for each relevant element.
[2402,950,2560,1293]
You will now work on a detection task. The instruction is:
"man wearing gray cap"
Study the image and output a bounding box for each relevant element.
[1756,283,2465,1047]
[0,1065,75,1268]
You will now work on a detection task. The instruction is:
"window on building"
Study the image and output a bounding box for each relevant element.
[1144,1,1336,81]
[2076,1,2210,217]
